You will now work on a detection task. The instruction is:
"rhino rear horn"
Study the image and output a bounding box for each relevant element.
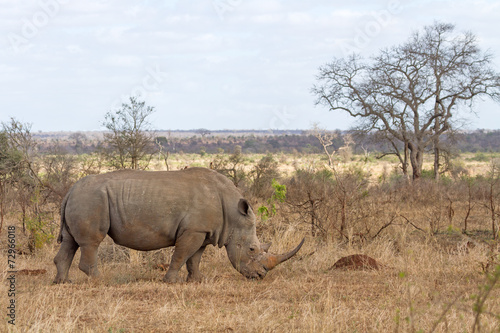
[261,242,271,253]
[261,238,305,271]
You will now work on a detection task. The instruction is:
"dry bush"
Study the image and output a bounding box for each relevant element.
[210,146,247,187]
[285,166,395,242]
[41,144,79,202]
[285,169,336,238]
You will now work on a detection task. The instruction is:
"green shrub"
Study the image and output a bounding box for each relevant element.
[26,214,55,251]
[258,179,286,221]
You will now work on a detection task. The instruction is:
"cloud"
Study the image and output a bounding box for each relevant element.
[0,0,498,131]
[102,55,143,67]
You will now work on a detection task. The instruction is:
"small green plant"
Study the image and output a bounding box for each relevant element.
[258,179,286,220]
[257,205,270,220]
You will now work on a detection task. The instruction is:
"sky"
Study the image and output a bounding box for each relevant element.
[1,0,499,132]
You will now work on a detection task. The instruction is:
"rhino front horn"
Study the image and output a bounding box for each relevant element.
[261,238,305,271]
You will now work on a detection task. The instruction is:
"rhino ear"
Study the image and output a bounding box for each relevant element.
[238,199,251,216]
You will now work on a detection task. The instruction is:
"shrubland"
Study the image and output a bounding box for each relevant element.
[1,138,500,332]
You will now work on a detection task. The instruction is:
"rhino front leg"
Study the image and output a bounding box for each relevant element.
[186,246,206,283]
[163,232,206,283]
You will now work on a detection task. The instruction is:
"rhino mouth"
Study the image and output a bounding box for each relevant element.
[247,266,268,280]
[239,262,267,280]
[257,268,268,279]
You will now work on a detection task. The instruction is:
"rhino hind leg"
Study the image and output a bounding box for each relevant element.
[53,229,79,284]
[163,232,206,283]
[186,246,206,283]
[78,244,102,278]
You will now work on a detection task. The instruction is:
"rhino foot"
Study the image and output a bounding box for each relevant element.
[162,272,183,284]
[186,273,205,283]
[53,278,72,284]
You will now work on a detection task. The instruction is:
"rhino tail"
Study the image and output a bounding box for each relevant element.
[57,191,71,244]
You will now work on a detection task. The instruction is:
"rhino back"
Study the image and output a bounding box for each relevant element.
[65,168,240,251]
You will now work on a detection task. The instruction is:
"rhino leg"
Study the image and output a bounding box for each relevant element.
[78,243,102,278]
[186,246,206,283]
[53,229,79,284]
[163,232,206,283]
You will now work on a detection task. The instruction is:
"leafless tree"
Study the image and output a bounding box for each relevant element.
[102,96,157,170]
[309,124,338,167]
[312,22,500,180]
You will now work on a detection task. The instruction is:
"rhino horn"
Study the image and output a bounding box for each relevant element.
[260,238,305,271]
[261,242,272,253]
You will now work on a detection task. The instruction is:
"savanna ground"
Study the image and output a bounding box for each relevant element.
[1,153,500,332]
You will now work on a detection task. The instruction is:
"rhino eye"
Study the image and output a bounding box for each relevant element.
[249,247,256,253]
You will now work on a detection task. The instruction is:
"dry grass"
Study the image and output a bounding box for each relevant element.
[2,221,499,333]
[150,152,495,182]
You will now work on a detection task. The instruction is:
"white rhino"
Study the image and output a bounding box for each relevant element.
[53,167,304,283]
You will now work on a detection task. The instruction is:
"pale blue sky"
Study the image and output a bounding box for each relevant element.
[1,0,499,132]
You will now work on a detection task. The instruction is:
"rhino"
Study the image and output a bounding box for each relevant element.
[53,167,304,283]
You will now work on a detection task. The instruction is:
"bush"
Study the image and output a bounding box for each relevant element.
[285,168,336,238]
[26,214,55,252]
[249,154,280,198]
[211,146,247,187]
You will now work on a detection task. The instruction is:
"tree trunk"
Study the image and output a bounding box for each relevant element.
[403,141,409,179]
[409,143,424,180]
[434,146,440,180]
[433,114,441,180]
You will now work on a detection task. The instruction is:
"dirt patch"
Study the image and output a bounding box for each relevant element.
[329,254,381,270]
[17,269,47,276]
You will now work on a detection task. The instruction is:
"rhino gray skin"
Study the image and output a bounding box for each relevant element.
[53,167,304,283]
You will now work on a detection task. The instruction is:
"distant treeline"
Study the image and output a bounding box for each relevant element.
[155,134,336,154]
[35,129,500,155]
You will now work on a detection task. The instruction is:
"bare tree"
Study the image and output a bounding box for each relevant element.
[313,22,500,180]
[102,97,157,170]
[309,124,338,167]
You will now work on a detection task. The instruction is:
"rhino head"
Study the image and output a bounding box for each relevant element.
[225,199,304,279]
